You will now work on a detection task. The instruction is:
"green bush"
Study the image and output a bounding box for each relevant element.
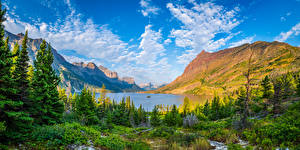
[191,138,210,150]
[29,122,150,149]
[168,133,199,147]
[150,126,175,138]
[193,120,229,130]
[243,101,300,149]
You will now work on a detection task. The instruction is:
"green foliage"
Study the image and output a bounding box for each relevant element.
[12,31,31,110]
[0,4,33,143]
[182,97,191,117]
[150,126,175,138]
[30,41,64,125]
[168,133,199,147]
[29,122,150,149]
[58,87,69,111]
[261,75,273,98]
[74,88,98,125]
[191,138,211,150]
[243,101,300,149]
[164,105,182,126]
[297,75,300,96]
[150,105,161,127]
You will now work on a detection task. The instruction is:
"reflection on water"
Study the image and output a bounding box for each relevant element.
[94,93,213,111]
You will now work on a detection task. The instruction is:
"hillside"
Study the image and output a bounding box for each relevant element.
[5,31,143,93]
[154,41,300,96]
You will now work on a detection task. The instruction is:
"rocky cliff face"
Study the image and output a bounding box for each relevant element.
[5,31,143,93]
[155,41,300,96]
[98,65,118,79]
[72,62,137,85]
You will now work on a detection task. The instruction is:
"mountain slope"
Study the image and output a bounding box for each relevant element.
[5,31,143,93]
[155,41,300,96]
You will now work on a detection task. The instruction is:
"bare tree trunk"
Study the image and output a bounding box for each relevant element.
[242,48,255,128]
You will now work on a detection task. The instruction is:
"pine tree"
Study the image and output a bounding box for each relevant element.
[210,96,221,120]
[182,97,191,117]
[203,100,209,116]
[74,88,97,125]
[30,41,64,125]
[0,4,32,142]
[150,105,160,127]
[137,104,146,124]
[261,75,273,98]
[12,31,31,111]
[58,87,68,111]
[11,42,19,72]
[297,77,300,96]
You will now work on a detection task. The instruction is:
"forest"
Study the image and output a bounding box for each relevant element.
[1,1,300,150]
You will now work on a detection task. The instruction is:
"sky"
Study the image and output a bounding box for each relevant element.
[2,0,300,85]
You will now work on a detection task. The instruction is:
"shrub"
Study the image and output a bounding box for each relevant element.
[183,114,199,128]
[191,138,210,150]
[150,126,175,138]
[243,101,300,149]
[168,133,199,147]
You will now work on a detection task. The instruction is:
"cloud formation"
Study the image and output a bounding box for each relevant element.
[167,1,240,65]
[3,0,175,84]
[275,22,300,42]
[139,0,160,17]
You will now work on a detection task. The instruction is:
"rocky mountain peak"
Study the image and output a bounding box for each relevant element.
[121,77,135,84]
[17,33,24,37]
[98,65,118,79]
[86,62,97,69]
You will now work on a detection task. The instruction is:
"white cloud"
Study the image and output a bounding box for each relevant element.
[167,2,240,65]
[137,25,165,65]
[4,1,129,62]
[139,0,160,17]
[229,36,255,48]
[275,22,300,42]
[164,39,172,45]
[3,0,176,84]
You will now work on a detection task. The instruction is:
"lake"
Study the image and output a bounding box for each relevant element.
[94,92,213,111]
[95,93,184,111]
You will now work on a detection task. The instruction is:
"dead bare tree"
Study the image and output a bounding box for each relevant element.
[241,48,256,128]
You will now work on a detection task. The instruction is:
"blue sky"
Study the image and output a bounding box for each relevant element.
[3,0,300,85]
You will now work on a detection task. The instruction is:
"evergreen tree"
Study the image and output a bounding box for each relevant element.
[11,42,19,72]
[0,4,32,142]
[58,87,68,111]
[150,105,160,127]
[182,97,191,117]
[137,104,146,124]
[74,88,98,125]
[210,96,221,120]
[261,75,273,98]
[297,76,300,96]
[164,105,181,126]
[281,72,296,98]
[203,100,210,116]
[30,41,64,125]
[12,31,31,111]
[271,76,284,114]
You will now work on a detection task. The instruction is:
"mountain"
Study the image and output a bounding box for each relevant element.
[139,82,168,91]
[5,31,143,93]
[154,41,300,96]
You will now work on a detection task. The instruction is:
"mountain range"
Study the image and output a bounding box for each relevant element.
[154,41,300,96]
[5,31,143,93]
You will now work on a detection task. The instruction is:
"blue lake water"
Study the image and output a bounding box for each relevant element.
[95,93,185,111]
